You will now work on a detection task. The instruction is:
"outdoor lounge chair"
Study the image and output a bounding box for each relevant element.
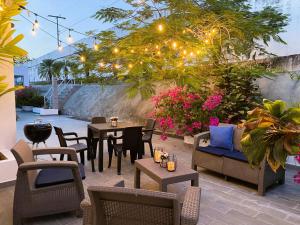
[54,126,94,171]
[107,127,143,175]
[81,180,201,225]
[142,118,156,157]
[11,140,85,225]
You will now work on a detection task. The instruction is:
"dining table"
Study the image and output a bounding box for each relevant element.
[87,122,144,172]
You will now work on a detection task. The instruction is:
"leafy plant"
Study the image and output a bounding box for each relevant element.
[152,86,223,140]
[38,59,64,81]
[0,0,28,98]
[15,87,44,107]
[241,99,300,172]
[217,64,264,123]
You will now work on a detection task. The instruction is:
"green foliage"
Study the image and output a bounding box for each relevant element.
[241,99,300,172]
[15,87,44,107]
[38,59,64,81]
[216,64,264,123]
[91,0,288,97]
[0,0,28,98]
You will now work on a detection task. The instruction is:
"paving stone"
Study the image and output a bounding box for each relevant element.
[255,213,295,225]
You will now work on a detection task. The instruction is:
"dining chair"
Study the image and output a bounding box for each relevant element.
[54,126,94,171]
[142,118,156,157]
[11,140,85,225]
[107,127,143,175]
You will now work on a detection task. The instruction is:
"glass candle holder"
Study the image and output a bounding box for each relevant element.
[110,117,118,127]
[153,147,162,163]
[160,152,169,168]
[167,154,177,172]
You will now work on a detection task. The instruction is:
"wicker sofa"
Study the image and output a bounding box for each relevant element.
[192,126,285,196]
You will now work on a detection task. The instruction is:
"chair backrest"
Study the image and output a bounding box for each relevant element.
[144,119,156,138]
[54,126,67,147]
[91,116,106,124]
[122,127,142,151]
[88,186,181,225]
[11,140,37,187]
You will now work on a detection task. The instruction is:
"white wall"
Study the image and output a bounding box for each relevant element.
[0,60,17,149]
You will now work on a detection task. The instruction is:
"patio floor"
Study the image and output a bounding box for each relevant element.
[0,112,299,225]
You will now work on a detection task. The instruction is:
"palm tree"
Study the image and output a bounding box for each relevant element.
[38,59,64,81]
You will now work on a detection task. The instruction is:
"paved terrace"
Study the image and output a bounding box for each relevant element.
[0,112,299,225]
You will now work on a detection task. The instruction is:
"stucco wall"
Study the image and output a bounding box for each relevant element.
[0,60,16,149]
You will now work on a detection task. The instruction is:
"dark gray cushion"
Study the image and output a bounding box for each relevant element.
[224,150,248,162]
[197,146,228,156]
[35,163,85,188]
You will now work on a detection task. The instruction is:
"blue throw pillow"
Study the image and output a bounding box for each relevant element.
[209,125,234,151]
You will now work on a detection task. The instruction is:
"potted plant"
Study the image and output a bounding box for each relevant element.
[241,99,300,172]
[152,86,223,142]
[16,87,44,111]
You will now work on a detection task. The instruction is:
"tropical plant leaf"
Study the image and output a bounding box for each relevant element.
[280,107,300,124]
[263,99,286,117]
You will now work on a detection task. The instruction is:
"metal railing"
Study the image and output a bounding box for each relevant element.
[44,79,75,108]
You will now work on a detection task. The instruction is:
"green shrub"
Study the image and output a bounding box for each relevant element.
[16,87,44,107]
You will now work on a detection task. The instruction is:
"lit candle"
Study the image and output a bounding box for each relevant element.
[154,150,161,163]
[167,161,175,171]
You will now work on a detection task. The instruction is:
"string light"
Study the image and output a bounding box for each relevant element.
[196,50,201,55]
[99,62,105,68]
[182,29,186,34]
[130,49,135,53]
[157,51,161,56]
[31,25,36,36]
[58,42,63,51]
[93,38,99,51]
[144,48,149,52]
[204,39,209,44]
[0,2,4,11]
[80,55,86,62]
[190,52,194,57]
[172,41,177,49]
[183,49,187,55]
[67,29,73,43]
[114,64,120,69]
[140,61,143,65]
[113,47,119,54]
[128,63,133,69]
[157,24,164,32]
[34,14,39,29]
[155,45,159,49]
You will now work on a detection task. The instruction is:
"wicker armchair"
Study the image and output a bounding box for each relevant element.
[11,140,85,225]
[81,181,201,225]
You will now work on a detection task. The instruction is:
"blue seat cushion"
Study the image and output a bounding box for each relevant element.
[224,150,248,163]
[197,146,228,156]
[35,163,85,188]
[209,125,234,151]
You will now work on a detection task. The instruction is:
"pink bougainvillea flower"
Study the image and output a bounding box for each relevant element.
[295,153,300,164]
[160,134,168,141]
[186,126,193,133]
[183,102,192,109]
[176,129,183,135]
[209,117,219,126]
[202,94,223,111]
[294,171,300,184]
[192,121,202,129]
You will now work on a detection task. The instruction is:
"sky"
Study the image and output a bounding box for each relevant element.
[14,0,129,58]
[14,0,300,59]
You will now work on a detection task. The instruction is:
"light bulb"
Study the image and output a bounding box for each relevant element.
[67,34,73,44]
[140,61,143,65]
[34,19,39,29]
[155,45,159,49]
[99,62,105,67]
[130,49,135,53]
[114,64,120,69]
[196,50,201,55]
[94,44,99,51]
[190,52,194,57]
[113,47,119,53]
[145,48,148,52]
[172,42,177,49]
[157,24,163,32]
[80,56,85,62]
[211,28,216,34]
[204,39,209,44]
[182,30,186,34]
[0,5,4,11]
[183,50,187,55]
[128,63,133,69]
[31,27,36,36]
[58,44,63,52]
[157,51,161,56]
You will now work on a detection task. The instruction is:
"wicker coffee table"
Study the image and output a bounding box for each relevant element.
[134,158,199,192]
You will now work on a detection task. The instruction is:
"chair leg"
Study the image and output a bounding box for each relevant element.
[148,141,154,157]
[117,150,122,175]
[92,139,98,159]
[123,149,127,157]
[108,148,113,168]
[60,154,64,161]
[80,152,85,165]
